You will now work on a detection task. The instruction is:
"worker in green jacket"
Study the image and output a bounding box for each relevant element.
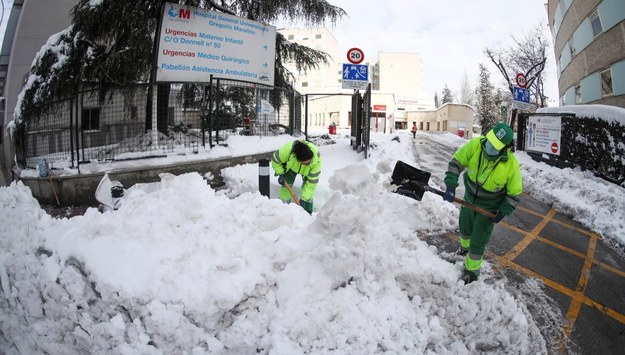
[271,140,322,214]
[442,122,522,284]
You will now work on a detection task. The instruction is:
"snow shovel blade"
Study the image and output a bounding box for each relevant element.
[391,160,496,219]
[391,160,431,201]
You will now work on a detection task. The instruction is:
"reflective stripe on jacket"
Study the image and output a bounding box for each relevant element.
[447,137,522,214]
[271,140,322,202]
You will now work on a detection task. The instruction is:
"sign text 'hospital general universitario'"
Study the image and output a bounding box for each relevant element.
[155,4,276,86]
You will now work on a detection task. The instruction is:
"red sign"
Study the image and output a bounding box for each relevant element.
[551,142,559,153]
[373,105,386,111]
[347,48,364,64]
[516,73,527,88]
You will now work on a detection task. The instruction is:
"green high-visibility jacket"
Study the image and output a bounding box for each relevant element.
[271,140,322,202]
[445,137,522,215]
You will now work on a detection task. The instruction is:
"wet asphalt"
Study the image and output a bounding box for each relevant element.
[412,137,625,354]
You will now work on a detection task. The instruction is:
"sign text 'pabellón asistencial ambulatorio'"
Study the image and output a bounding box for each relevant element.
[155,4,276,85]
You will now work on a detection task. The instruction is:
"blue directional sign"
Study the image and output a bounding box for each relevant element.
[342,63,369,90]
[513,86,530,111]
[514,86,530,103]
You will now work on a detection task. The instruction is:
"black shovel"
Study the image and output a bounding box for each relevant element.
[391,160,495,219]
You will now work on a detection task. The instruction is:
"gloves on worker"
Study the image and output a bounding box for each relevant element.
[491,210,505,224]
[443,172,459,189]
[278,171,296,186]
[442,186,456,203]
[300,200,313,214]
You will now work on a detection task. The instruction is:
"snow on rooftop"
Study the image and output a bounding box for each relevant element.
[537,104,625,125]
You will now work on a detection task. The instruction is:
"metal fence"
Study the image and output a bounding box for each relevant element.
[348,83,371,158]
[17,81,302,169]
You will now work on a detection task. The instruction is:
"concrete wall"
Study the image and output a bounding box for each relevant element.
[548,0,625,107]
[19,152,273,206]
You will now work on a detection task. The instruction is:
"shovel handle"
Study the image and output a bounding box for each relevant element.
[284,181,301,206]
[46,163,60,206]
[424,186,495,219]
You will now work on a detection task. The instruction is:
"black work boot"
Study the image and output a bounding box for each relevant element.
[461,270,478,284]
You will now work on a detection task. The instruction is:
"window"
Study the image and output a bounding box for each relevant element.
[129,105,138,120]
[81,108,100,130]
[601,69,614,96]
[568,41,576,57]
[287,34,294,40]
[315,33,322,39]
[590,10,603,37]
[302,82,308,87]
[574,84,582,104]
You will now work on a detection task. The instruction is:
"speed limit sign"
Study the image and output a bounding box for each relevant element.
[515,73,527,88]
[347,48,364,64]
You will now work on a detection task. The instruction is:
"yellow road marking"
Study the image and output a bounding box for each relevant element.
[559,233,598,351]
[440,206,625,337]
[504,209,557,260]
[516,205,602,239]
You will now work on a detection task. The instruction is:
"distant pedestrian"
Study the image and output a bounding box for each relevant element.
[442,122,523,284]
[271,140,322,214]
[411,122,417,138]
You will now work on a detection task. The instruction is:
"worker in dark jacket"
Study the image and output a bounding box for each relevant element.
[443,122,522,284]
[271,140,322,214]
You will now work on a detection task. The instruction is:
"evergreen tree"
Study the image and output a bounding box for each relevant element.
[441,84,453,104]
[434,92,440,108]
[16,0,346,134]
[475,64,497,133]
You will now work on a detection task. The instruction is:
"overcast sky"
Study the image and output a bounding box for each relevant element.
[323,0,559,105]
[0,0,559,106]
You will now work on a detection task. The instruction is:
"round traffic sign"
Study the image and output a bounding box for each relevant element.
[551,142,559,153]
[516,73,527,88]
[347,48,364,64]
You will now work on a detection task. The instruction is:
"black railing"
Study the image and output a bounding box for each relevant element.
[17,82,301,169]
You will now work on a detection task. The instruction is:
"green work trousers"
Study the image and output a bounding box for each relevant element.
[458,192,500,275]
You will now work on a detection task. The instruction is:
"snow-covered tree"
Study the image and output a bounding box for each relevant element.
[441,84,453,104]
[15,0,345,134]
[458,72,475,107]
[475,64,497,133]
[434,92,440,108]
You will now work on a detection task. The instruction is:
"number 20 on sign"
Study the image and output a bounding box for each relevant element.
[347,48,364,64]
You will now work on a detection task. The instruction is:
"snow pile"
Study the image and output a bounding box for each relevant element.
[0,148,546,353]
